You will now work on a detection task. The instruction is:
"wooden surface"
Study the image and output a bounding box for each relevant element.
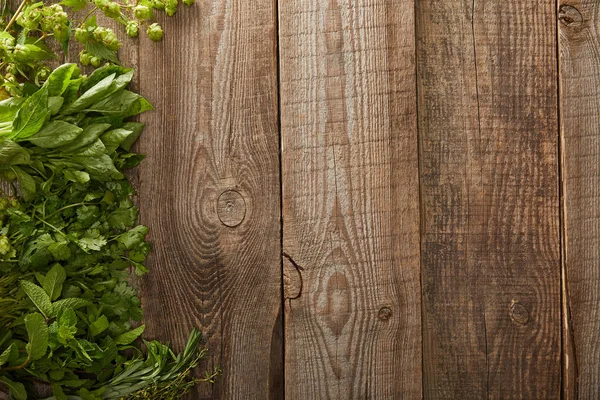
[107,0,600,398]
[417,0,561,398]
[559,1,600,399]
[134,1,282,398]
[279,0,421,399]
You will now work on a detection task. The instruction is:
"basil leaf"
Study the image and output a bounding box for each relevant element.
[101,128,133,153]
[11,86,49,139]
[74,154,123,181]
[0,97,24,122]
[58,123,111,153]
[60,73,117,115]
[119,122,144,151]
[27,120,82,148]
[81,65,131,93]
[0,138,30,165]
[85,90,153,117]
[45,63,79,96]
[48,96,65,115]
[12,166,36,200]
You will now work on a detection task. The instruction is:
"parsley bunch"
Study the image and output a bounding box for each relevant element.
[0,58,215,400]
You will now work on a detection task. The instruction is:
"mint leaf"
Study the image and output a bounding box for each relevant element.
[42,263,67,301]
[0,376,26,400]
[25,312,49,360]
[90,315,109,336]
[114,324,145,345]
[21,280,53,318]
[51,297,91,317]
[0,343,15,366]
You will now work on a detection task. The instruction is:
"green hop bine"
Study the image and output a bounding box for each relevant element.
[0,0,219,398]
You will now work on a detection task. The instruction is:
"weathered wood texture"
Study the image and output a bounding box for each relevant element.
[417,0,561,398]
[134,1,283,398]
[559,1,600,399]
[279,0,421,399]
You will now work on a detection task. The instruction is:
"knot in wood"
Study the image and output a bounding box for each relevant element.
[378,307,392,321]
[559,5,583,27]
[217,190,246,227]
[509,301,530,326]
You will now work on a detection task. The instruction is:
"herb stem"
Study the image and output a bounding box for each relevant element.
[4,0,26,32]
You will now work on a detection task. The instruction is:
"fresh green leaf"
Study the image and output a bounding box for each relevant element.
[0,343,15,366]
[85,40,119,64]
[42,263,67,301]
[48,96,65,115]
[21,280,53,318]
[59,123,111,153]
[25,312,49,360]
[51,298,91,317]
[0,376,26,400]
[101,128,132,153]
[85,90,153,117]
[12,166,36,200]
[45,63,79,97]
[0,138,30,165]
[119,122,144,151]
[11,86,49,139]
[26,120,82,148]
[90,315,109,336]
[114,324,145,345]
[60,0,87,10]
[60,74,116,115]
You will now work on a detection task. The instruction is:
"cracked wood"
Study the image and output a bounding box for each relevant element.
[279,0,422,398]
[417,0,561,398]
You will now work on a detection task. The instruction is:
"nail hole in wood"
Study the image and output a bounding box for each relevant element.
[217,190,246,227]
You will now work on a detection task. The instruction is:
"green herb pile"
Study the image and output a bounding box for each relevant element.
[0,0,217,399]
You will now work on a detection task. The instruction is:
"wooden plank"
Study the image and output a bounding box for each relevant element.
[135,1,282,398]
[558,1,600,398]
[416,0,561,398]
[279,1,421,398]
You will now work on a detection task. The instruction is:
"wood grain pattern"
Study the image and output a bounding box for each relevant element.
[416,0,561,398]
[279,0,422,398]
[135,1,282,398]
[559,1,600,398]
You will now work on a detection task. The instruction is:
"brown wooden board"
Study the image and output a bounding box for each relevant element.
[559,1,600,398]
[416,0,561,398]
[279,0,422,398]
[134,1,283,398]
